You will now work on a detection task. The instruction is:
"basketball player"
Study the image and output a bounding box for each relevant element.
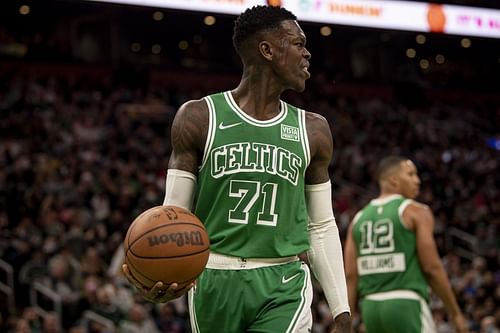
[344,156,469,333]
[123,5,351,333]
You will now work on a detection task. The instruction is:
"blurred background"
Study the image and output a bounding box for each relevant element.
[0,0,499,332]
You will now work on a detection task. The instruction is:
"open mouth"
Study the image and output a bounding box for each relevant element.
[302,66,310,78]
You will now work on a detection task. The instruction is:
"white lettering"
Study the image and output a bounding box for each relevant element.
[357,253,406,275]
[210,142,302,185]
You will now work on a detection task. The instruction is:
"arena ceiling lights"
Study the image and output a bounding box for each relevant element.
[85,0,500,39]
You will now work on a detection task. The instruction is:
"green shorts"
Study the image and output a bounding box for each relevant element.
[360,290,436,333]
[188,259,313,333]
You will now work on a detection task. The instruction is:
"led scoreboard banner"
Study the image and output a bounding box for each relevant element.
[83,0,500,39]
[284,0,500,38]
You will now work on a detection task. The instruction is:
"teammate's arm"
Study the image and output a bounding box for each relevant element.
[344,221,359,317]
[304,113,351,333]
[123,99,208,303]
[405,203,469,333]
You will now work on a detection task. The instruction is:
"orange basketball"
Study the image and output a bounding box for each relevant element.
[124,205,210,288]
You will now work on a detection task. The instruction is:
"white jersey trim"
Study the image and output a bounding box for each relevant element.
[206,252,299,270]
[370,194,404,206]
[351,210,364,227]
[188,288,201,333]
[398,199,414,230]
[364,289,423,301]
[298,108,311,171]
[224,91,288,126]
[286,263,313,333]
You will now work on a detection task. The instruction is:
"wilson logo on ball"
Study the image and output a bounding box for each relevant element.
[147,231,205,247]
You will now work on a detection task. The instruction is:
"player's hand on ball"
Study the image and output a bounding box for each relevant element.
[122,264,195,303]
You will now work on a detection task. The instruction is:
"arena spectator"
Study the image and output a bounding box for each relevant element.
[0,63,498,332]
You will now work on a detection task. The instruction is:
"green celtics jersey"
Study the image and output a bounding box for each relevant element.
[194,91,311,258]
[352,195,429,300]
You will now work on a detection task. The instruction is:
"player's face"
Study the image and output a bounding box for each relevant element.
[396,160,421,199]
[270,20,311,92]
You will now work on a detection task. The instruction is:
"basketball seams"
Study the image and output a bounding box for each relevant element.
[127,249,209,285]
[124,205,210,289]
[126,209,152,249]
[125,209,153,261]
[126,206,197,249]
[125,214,140,260]
[125,254,157,285]
[129,247,209,260]
[128,222,208,251]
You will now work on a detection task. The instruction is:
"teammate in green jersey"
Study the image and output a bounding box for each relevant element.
[123,5,351,333]
[344,156,468,333]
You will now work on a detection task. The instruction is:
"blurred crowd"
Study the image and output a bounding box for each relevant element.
[0,69,498,333]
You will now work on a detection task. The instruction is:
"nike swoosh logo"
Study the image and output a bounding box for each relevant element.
[281,273,300,284]
[218,122,242,130]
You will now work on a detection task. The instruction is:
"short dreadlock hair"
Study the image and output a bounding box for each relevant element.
[232,5,297,54]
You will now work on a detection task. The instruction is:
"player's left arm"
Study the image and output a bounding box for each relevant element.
[407,203,469,332]
[304,112,351,332]
[344,221,359,317]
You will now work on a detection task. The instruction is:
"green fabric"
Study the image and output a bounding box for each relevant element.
[361,298,422,333]
[195,92,310,258]
[190,262,311,333]
[352,195,429,300]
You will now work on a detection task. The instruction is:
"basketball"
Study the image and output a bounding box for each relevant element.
[124,205,210,288]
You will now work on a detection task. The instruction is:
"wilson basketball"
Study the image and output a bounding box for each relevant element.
[124,205,210,288]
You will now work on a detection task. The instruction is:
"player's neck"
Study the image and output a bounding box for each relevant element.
[232,72,283,120]
[378,190,402,199]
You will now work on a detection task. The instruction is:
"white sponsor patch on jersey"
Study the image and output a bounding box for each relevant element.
[281,124,300,142]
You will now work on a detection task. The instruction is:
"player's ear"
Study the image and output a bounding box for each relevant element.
[259,41,273,61]
[387,174,399,188]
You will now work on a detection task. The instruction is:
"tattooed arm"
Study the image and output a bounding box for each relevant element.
[168,99,209,173]
[122,99,209,303]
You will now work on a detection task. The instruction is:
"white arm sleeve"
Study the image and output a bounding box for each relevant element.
[305,181,350,319]
[163,169,197,211]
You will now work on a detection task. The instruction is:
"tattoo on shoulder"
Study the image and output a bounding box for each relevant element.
[168,101,209,172]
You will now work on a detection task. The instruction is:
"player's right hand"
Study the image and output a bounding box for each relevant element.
[451,313,470,333]
[122,264,195,303]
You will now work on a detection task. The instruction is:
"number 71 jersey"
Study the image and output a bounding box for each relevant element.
[351,194,428,300]
[194,91,311,258]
